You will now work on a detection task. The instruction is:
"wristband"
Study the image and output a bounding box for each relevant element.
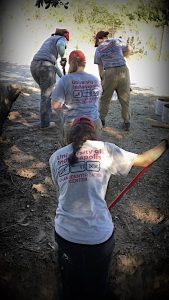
[161,139,169,149]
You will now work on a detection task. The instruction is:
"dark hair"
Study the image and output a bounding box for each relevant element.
[94,31,109,47]
[51,29,69,41]
[67,124,98,165]
[51,32,64,36]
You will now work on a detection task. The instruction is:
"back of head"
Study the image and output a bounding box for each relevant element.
[68,50,86,73]
[51,28,69,41]
[67,116,97,165]
[94,31,109,47]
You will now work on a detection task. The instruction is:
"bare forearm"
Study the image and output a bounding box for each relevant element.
[133,140,168,167]
[55,66,63,78]
[98,64,104,80]
[122,45,133,58]
[51,101,63,110]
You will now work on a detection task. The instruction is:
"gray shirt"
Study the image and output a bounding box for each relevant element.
[94,38,128,69]
[51,71,102,122]
[33,35,67,65]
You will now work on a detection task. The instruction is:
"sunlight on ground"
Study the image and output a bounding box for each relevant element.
[10,145,35,163]
[9,111,32,127]
[17,168,37,178]
[0,1,169,96]
[32,183,48,195]
[102,126,124,139]
[129,202,164,224]
[117,255,144,274]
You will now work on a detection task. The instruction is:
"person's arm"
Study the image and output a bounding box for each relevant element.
[54,62,63,78]
[57,39,66,58]
[56,39,67,77]
[51,100,63,110]
[133,139,169,167]
[122,44,133,58]
[98,63,104,81]
[51,78,65,110]
[94,48,104,81]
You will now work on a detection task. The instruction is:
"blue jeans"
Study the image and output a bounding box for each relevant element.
[30,60,57,128]
[55,232,115,300]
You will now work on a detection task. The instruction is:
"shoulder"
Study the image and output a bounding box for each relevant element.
[57,36,67,44]
[97,39,112,51]
[59,73,72,82]
[104,141,122,153]
[49,144,72,163]
[62,73,73,82]
[84,72,99,80]
[94,46,100,54]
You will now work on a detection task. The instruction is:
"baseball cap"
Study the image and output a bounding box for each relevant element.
[72,116,95,129]
[68,50,86,63]
[95,31,109,47]
[54,28,69,41]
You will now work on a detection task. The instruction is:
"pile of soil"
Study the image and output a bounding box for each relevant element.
[0,61,169,300]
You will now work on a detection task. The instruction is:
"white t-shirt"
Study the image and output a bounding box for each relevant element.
[51,71,102,122]
[94,38,127,69]
[49,140,137,244]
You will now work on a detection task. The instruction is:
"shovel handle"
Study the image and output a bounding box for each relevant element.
[108,163,152,210]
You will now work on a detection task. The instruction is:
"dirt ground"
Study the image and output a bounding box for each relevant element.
[0,61,169,300]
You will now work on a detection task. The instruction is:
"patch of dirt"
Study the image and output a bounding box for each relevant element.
[0,62,169,300]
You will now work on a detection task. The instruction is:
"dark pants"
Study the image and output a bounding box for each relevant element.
[55,232,115,300]
[30,60,56,128]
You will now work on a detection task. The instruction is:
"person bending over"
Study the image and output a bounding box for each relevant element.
[49,116,169,300]
[30,28,69,129]
[94,30,133,131]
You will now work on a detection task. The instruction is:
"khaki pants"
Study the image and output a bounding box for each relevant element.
[63,118,102,145]
[99,65,131,123]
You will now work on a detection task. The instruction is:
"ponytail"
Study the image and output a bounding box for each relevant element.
[67,124,97,165]
[68,58,86,73]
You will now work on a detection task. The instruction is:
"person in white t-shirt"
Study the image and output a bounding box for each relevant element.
[49,116,169,300]
[94,31,133,131]
[51,50,102,144]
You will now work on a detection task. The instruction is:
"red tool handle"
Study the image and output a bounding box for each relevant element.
[108,163,152,211]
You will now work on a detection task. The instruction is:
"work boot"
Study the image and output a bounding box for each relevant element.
[40,122,56,130]
[101,119,105,127]
[123,122,130,131]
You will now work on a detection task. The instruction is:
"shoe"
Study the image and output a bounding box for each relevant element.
[40,122,56,130]
[101,119,105,127]
[123,122,130,131]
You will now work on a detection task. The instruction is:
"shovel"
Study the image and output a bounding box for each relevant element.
[108,163,153,211]
[108,162,169,236]
[60,58,67,75]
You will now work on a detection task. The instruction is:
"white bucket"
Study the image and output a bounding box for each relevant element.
[162,104,169,123]
[155,97,169,116]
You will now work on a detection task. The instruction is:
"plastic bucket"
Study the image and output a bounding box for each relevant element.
[155,97,169,116]
[162,104,169,123]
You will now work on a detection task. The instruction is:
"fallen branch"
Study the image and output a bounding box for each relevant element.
[151,122,169,129]
[9,173,25,193]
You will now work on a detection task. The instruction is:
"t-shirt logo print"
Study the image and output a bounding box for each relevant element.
[58,161,100,177]
[73,90,82,98]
